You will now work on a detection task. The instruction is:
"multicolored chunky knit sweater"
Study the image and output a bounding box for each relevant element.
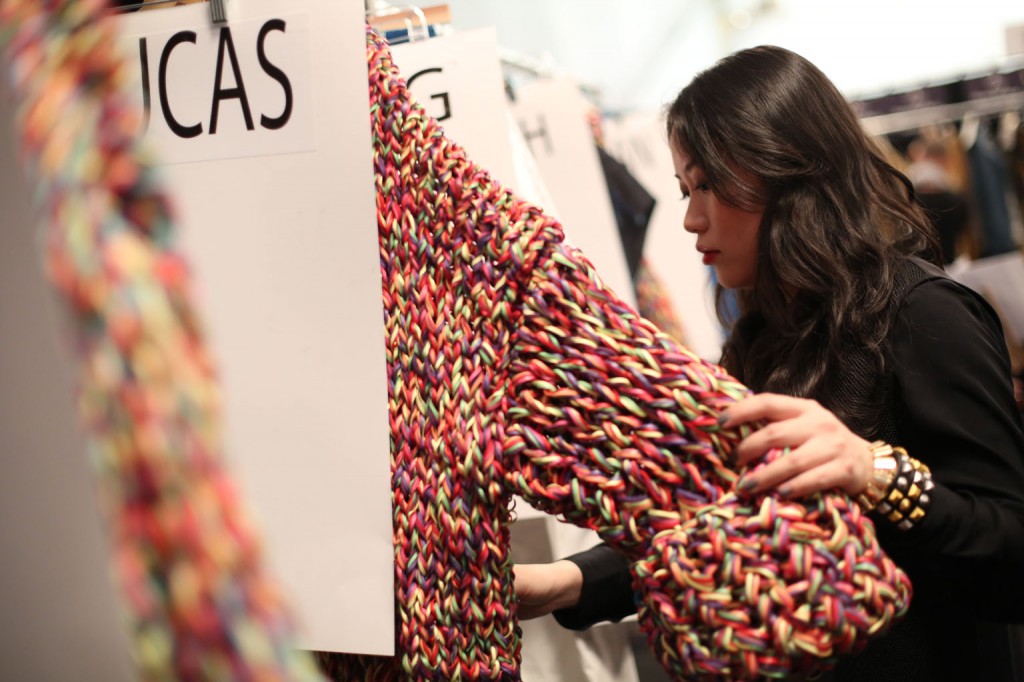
[1,3,912,680]
[317,29,912,681]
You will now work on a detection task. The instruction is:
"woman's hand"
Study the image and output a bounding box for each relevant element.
[722,393,874,498]
[512,560,583,620]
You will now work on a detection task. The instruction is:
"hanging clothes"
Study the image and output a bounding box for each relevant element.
[965,122,1019,257]
[596,146,655,283]
[1009,119,1024,221]
[595,145,690,344]
[1002,113,1024,247]
[918,189,970,265]
[907,143,971,266]
[633,258,689,346]
[0,2,324,679]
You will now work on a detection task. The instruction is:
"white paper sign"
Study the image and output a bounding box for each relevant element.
[116,1,393,656]
[123,13,315,164]
[513,78,635,307]
[390,28,517,188]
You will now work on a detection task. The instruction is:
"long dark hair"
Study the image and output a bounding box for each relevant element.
[666,45,941,434]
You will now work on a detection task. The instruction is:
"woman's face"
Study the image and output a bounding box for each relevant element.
[671,145,764,290]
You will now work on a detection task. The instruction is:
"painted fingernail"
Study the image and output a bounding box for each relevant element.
[738,476,757,492]
[717,411,730,427]
[778,484,792,497]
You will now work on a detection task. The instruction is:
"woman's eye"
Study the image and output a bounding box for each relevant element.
[681,183,709,200]
[680,191,690,200]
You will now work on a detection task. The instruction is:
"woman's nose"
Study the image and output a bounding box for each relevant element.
[682,200,705,234]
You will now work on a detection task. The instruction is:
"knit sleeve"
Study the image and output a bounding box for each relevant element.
[504,239,912,679]
[504,240,744,551]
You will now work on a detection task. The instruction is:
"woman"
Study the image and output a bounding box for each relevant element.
[514,45,1024,680]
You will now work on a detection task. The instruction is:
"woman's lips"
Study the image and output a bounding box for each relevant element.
[702,251,719,266]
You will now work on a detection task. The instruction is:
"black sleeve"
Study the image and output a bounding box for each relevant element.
[552,544,635,631]
[884,277,1024,621]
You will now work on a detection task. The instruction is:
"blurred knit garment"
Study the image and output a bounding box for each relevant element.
[634,257,690,347]
[0,1,325,680]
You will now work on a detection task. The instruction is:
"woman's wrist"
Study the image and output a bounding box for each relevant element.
[549,559,584,611]
[876,448,934,531]
[513,560,585,620]
[855,440,900,511]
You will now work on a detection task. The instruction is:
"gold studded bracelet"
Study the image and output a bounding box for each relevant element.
[855,441,900,512]
[856,441,934,531]
[876,447,934,531]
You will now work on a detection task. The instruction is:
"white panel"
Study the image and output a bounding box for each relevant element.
[116,1,393,655]
[513,78,635,307]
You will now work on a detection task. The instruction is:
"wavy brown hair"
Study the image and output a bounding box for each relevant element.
[666,45,941,434]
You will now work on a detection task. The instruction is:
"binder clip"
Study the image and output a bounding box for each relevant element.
[209,0,228,23]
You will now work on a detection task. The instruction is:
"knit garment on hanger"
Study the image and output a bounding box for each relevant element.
[0,1,325,680]
[319,28,913,681]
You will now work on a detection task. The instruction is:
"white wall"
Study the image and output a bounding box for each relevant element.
[449,0,1024,111]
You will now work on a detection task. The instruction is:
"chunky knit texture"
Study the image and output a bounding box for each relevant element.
[2,4,913,679]
[320,29,913,681]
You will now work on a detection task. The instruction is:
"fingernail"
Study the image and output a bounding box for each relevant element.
[738,476,757,492]
[778,484,792,498]
[717,411,730,427]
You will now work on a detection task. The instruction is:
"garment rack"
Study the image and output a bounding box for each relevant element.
[861,90,1024,136]
[107,0,226,22]
[365,4,451,32]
